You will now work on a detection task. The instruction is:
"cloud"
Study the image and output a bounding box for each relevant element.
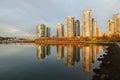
[0,0,120,36]
[0,23,35,37]
[0,44,32,56]
[9,29,19,33]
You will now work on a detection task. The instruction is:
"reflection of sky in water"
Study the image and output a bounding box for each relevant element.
[0,44,32,56]
[0,44,107,80]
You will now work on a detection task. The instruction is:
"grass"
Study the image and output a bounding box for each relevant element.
[91,39,120,43]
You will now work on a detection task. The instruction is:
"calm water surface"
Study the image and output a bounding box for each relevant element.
[0,43,107,80]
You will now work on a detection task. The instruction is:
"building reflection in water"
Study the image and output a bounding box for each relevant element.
[36,45,51,60]
[56,45,64,60]
[82,46,92,73]
[36,44,104,73]
[65,45,80,67]
[74,46,80,63]
[45,46,51,56]
[65,45,74,67]
[82,45,101,73]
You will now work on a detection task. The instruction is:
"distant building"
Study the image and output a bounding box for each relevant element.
[56,23,64,38]
[65,16,74,37]
[74,20,80,36]
[46,27,50,37]
[36,24,51,38]
[108,19,115,36]
[36,24,46,38]
[96,27,100,37]
[113,14,120,35]
[92,18,97,37]
[82,10,92,37]
[107,13,120,36]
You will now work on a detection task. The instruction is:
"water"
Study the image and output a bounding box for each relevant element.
[0,43,108,80]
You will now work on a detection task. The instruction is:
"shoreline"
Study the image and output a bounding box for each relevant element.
[0,39,119,46]
[35,39,116,45]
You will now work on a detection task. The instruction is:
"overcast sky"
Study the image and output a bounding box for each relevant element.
[0,0,120,37]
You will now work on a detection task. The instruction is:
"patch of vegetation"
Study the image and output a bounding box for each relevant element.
[91,39,120,43]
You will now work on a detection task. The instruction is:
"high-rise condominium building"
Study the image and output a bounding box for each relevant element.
[92,18,97,37]
[65,16,74,37]
[37,24,51,38]
[82,10,92,37]
[113,14,120,34]
[96,27,100,37]
[108,19,115,36]
[56,23,64,38]
[37,24,46,38]
[74,20,80,36]
[46,27,50,37]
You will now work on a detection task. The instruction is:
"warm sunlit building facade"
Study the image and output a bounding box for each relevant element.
[82,10,92,37]
[46,27,51,37]
[56,23,64,38]
[74,20,80,36]
[113,14,120,35]
[92,18,97,37]
[65,16,74,37]
[36,24,51,38]
[108,19,115,36]
[107,13,120,36]
[37,24,46,38]
[96,27,100,37]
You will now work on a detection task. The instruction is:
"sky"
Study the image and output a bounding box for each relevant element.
[0,0,120,37]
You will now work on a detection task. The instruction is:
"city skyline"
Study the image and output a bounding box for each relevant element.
[0,0,120,37]
[36,23,50,38]
[36,10,120,38]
